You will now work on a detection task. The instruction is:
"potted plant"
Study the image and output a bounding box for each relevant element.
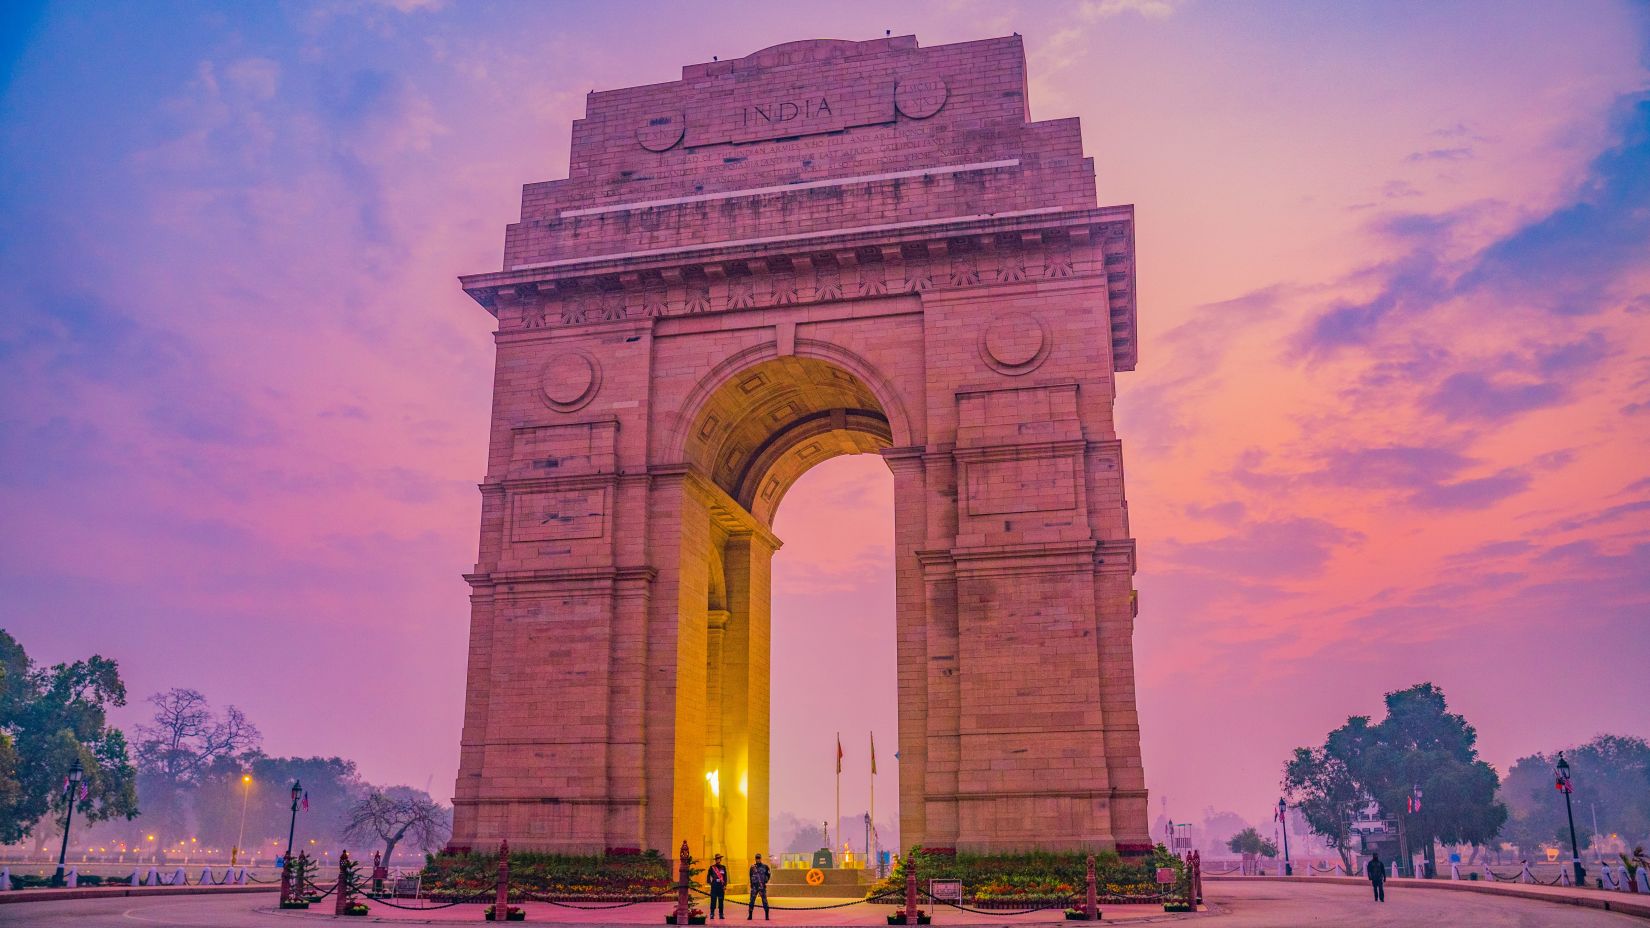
[278,898,310,910]
[1162,901,1194,913]
[343,901,371,917]
[487,904,528,921]
[887,910,931,925]
[661,906,706,925]
[1063,906,1101,920]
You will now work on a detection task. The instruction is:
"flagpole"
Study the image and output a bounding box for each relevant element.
[869,732,876,867]
[835,731,841,865]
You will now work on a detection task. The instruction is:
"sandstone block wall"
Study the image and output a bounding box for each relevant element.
[450,33,1149,865]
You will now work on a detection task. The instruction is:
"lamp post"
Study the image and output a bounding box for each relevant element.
[285,780,302,860]
[233,773,252,866]
[1278,798,1293,876]
[1555,753,1584,887]
[54,759,85,884]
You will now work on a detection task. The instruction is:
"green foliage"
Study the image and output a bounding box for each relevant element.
[421,849,675,897]
[1283,682,1507,857]
[1225,827,1278,857]
[1284,744,1360,865]
[0,628,139,843]
[1500,735,1650,853]
[865,847,1178,902]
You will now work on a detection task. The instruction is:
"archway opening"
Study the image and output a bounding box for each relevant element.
[769,454,898,866]
[679,353,902,875]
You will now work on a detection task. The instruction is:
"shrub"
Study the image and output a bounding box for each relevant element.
[866,845,1183,903]
[423,849,680,897]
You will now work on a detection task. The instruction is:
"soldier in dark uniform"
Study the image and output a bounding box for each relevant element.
[1367,852,1386,902]
[707,854,728,919]
[747,853,771,920]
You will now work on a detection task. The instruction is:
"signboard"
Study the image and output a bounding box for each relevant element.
[1155,868,1177,885]
[929,880,963,902]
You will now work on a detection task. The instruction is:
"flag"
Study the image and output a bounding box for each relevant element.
[870,733,877,775]
[301,791,310,811]
[78,782,89,801]
[1554,774,1572,794]
[836,734,843,774]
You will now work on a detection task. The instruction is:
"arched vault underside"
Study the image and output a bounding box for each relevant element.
[687,355,893,527]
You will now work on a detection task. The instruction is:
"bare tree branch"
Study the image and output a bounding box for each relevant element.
[133,688,262,785]
[340,790,452,862]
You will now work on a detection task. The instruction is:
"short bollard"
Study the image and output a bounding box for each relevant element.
[1084,854,1099,920]
[675,840,693,926]
[495,840,511,920]
[278,855,292,906]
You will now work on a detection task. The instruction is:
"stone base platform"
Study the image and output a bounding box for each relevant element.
[764,867,874,898]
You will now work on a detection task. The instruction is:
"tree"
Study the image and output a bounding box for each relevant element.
[1226,827,1279,858]
[0,629,139,843]
[1282,683,1506,876]
[339,788,451,865]
[1501,735,1650,857]
[132,688,260,858]
[1284,744,1362,870]
[134,689,260,785]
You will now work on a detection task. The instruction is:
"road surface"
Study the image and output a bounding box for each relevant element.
[0,880,1640,926]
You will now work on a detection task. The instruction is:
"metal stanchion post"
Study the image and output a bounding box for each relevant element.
[904,856,918,923]
[335,850,352,917]
[496,840,511,920]
[676,840,692,926]
[1084,854,1099,919]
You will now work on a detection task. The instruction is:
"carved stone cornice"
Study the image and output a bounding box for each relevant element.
[461,206,1138,371]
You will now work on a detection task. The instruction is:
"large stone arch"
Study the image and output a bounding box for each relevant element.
[449,33,1150,870]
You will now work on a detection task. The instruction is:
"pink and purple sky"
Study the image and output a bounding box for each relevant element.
[2,1,1647,842]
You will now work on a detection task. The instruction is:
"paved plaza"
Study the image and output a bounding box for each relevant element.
[4,881,1644,927]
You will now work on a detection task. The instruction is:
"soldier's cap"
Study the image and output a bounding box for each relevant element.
[754,854,763,860]
[714,854,722,860]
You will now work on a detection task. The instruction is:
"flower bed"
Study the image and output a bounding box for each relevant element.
[423,848,679,899]
[864,846,1183,905]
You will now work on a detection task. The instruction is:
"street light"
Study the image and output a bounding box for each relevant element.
[1278,798,1293,876]
[285,780,302,860]
[233,773,252,866]
[54,759,85,885]
[1555,753,1584,887]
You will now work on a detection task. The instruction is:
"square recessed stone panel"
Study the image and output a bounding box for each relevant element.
[510,489,607,542]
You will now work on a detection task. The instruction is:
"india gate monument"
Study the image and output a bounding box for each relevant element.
[450,34,1148,869]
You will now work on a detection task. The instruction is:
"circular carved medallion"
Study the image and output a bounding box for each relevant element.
[805,868,825,887]
[540,350,600,411]
[636,112,685,152]
[895,76,948,119]
[980,314,1050,375]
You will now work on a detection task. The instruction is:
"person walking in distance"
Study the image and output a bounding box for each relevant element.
[1367,852,1387,902]
[707,854,728,919]
[747,853,771,920]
